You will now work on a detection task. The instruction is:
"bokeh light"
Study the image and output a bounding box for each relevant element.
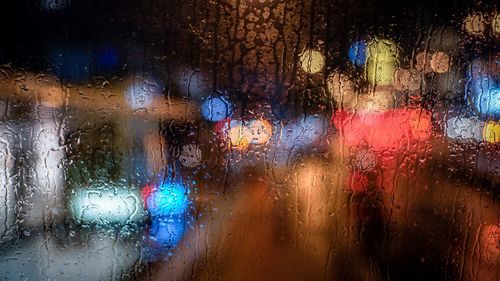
[70,186,144,224]
[142,182,190,217]
[228,122,252,149]
[125,76,162,110]
[299,49,325,74]
[493,12,500,35]
[470,76,500,117]
[446,116,483,141]
[430,51,451,74]
[201,96,233,122]
[348,40,367,66]
[247,119,273,145]
[463,12,487,37]
[483,121,500,144]
[366,39,399,86]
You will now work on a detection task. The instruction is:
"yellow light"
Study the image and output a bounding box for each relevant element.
[248,119,273,145]
[492,12,500,35]
[430,51,451,73]
[228,124,251,149]
[463,12,487,37]
[366,39,399,86]
[299,49,325,74]
[483,121,500,143]
[366,60,397,86]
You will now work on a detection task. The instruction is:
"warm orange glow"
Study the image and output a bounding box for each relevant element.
[483,121,500,143]
[463,12,487,37]
[248,119,273,145]
[430,51,451,73]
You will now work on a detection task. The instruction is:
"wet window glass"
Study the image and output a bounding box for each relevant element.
[0,0,499,280]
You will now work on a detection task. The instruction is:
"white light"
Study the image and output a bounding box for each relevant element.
[446,116,483,141]
[125,76,162,110]
[70,186,145,224]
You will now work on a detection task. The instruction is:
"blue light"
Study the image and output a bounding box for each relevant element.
[470,76,500,117]
[96,47,119,73]
[143,182,189,217]
[148,218,186,247]
[348,40,367,67]
[201,96,233,122]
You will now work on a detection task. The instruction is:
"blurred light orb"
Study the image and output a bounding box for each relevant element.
[366,39,399,86]
[201,96,233,122]
[147,219,186,249]
[125,76,162,110]
[463,12,487,37]
[348,40,367,66]
[327,72,356,106]
[393,69,422,91]
[366,39,398,63]
[228,122,252,149]
[179,144,202,168]
[248,119,273,145]
[70,186,144,224]
[446,116,483,141]
[415,51,433,74]
[483,121,500,144]
[407,109,432,140]
[430,51,451,73]
[493,12,500,35]
[471,77,500,117]
[299,49,325,74]
[142,182,189,217]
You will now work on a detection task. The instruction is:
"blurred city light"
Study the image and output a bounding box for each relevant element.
[125,75,163,110]
[201,96,233,122]
[446,116,484,141]
[299,49,325,74]
[143,218,187,257]
[430,51,451,74]
[70,185,144,224]
[366,38,399,86]
[348,40,367,67]
[483,121,500,143]
[247,119,273,145]
[470,76,500,117]
[142,182,189,217]
[463,12,487,37]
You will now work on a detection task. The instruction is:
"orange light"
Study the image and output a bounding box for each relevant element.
[430,51,451,73]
